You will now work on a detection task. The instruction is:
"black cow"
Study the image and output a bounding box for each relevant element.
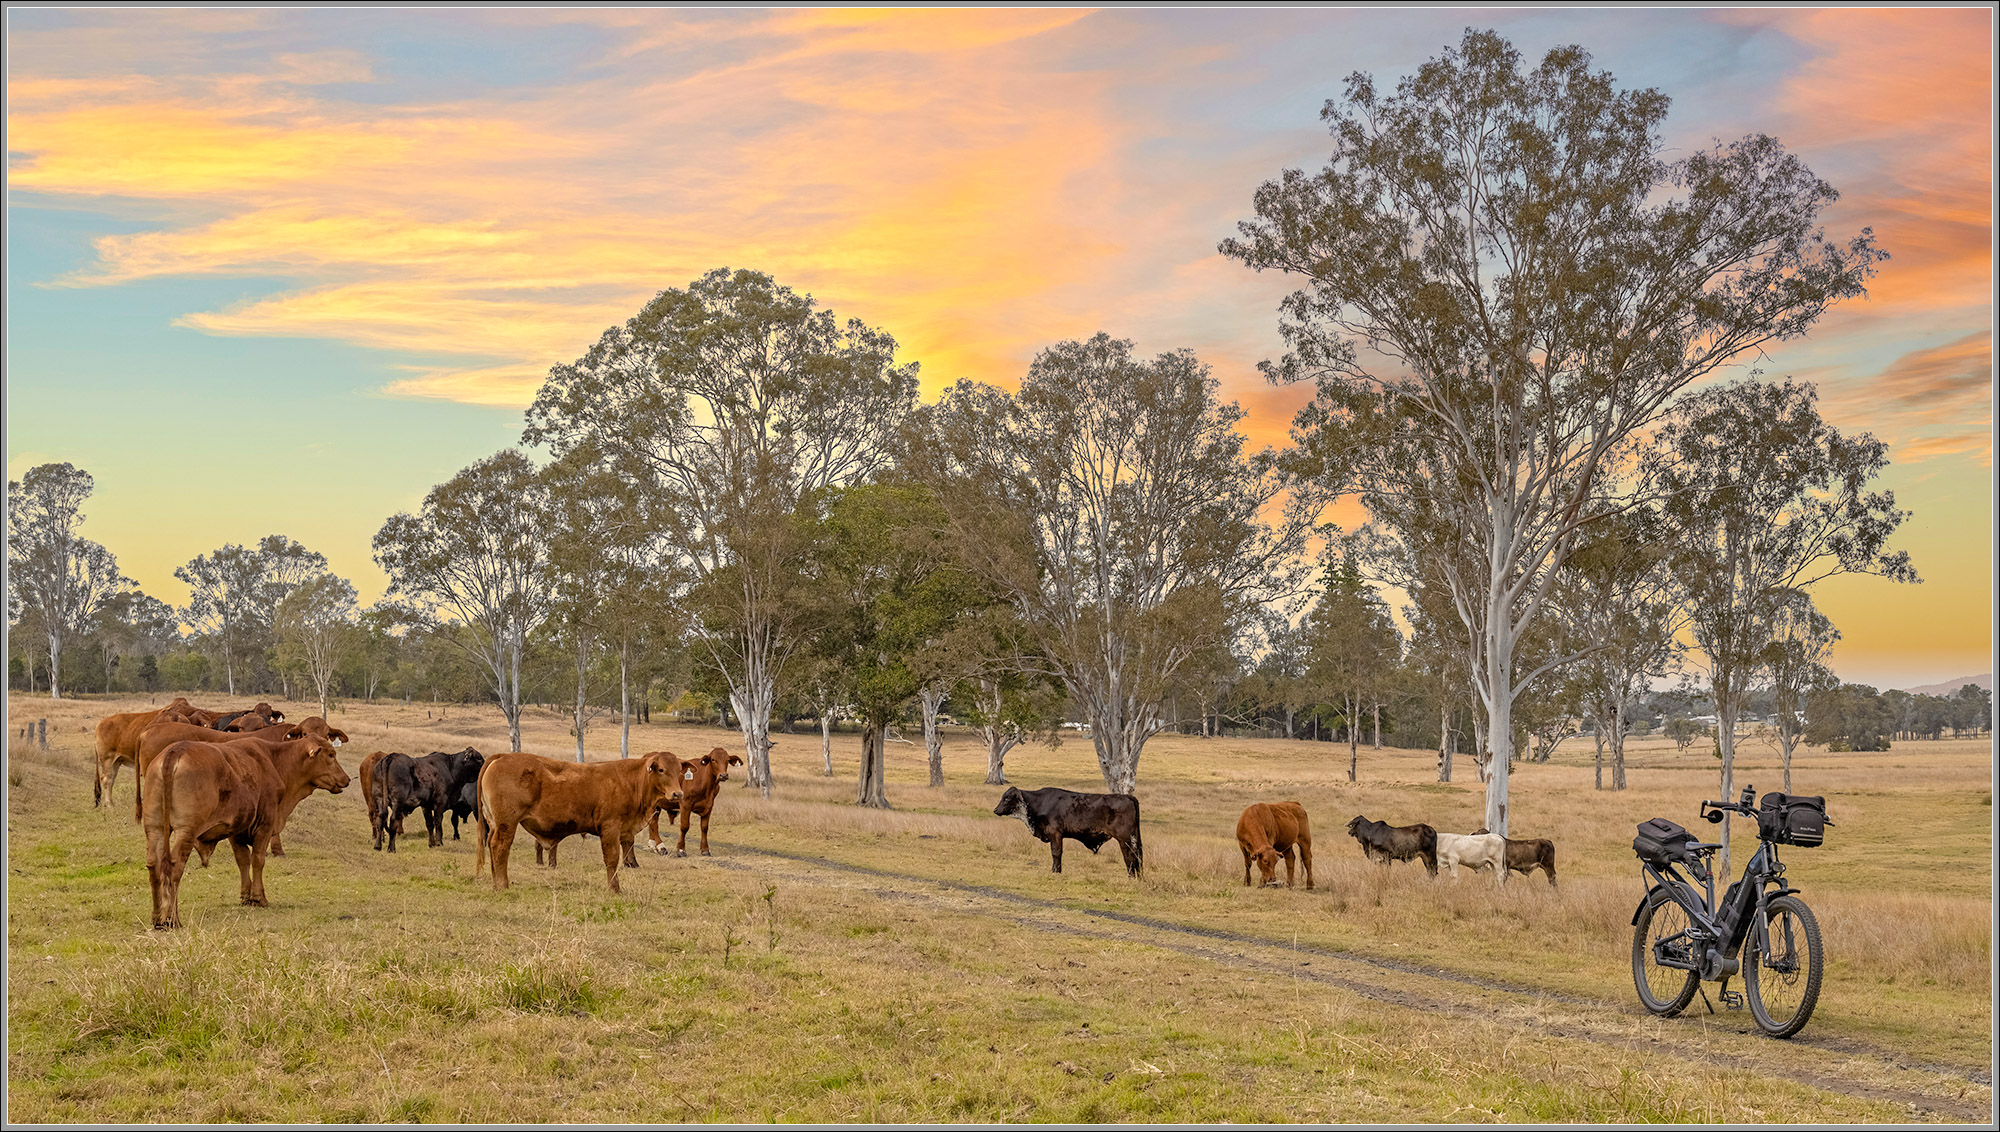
[1345,815,1438,877]
[374,747,485,852]
[993,786,1143,878]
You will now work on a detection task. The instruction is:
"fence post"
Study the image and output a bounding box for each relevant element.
[39,719,48,747]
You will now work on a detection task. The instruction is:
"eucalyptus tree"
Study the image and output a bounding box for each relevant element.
[89,589,178,693]
[274,572,358,720]
[373,449,551,752]
[913,335,1322,794]
[7,462,133,699]
[1221,29,1884,834]
[1660,379,1913,871]
[526,268,918,796]
[1549,507,1684,790]
[176,535,327,696]
[1759,594,1839,792]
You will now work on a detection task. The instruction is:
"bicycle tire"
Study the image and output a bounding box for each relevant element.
[1632,889,1700,1016]
[1744,892,1823,1038]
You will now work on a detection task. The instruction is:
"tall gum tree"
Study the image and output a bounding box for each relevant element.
[912,334,1322,795]
[525,268,918,797]
[1221,29,1884,835]
[373,449,551,753]
[6,462,131,699]
[1659,378,1913,874]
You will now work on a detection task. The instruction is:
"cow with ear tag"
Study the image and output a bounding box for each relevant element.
[645,747,743,857]
[474,750,684,893]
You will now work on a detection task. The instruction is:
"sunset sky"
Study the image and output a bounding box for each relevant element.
[6,7,1992,691]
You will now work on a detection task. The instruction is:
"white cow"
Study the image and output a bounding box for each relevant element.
[1436,831,1510,887]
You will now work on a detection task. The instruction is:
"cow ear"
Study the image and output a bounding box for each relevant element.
[728,755,743,766]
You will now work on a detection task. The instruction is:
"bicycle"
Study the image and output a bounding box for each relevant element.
[1629,784,1831,1038]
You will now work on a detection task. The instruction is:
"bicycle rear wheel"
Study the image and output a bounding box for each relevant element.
[1632,889,1700,1016]
[1745,893,1823,1038]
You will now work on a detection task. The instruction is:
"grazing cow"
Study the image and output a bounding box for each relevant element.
[992,786,1143,878]
[644,747,742,857]
[93,698,195,807]
[473,751,684,893]
[141,734,350,928]
[1435,831,1510,887]
[170,702,287,730]
[1472,827,1557,887]
[374,747,486,851]
[1237,801,1313,889]
[1345,815,1439,877]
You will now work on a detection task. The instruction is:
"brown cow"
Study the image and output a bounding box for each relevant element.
[473,751,683,893]
[644,747,742,857]
[134,717,345,859]
[1237,801,1314,889]
[141,734,350,928]
[93,698,195,807]
[1472,827,1558,887]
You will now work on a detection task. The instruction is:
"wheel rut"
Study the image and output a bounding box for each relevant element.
[705,840,1992,1122]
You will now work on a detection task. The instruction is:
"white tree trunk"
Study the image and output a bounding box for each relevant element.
[855,723,889,808]
[729,679,776,798]
[619,640,631,759]
[820,709,835,776]
[572,633,590,762]
[47,631,64,700]
[920,685,948,787]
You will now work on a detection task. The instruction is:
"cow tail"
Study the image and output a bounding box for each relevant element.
[154,744,181,839]
[471,763,492,878]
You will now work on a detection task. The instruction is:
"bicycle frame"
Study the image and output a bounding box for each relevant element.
[1637,838,1796,981]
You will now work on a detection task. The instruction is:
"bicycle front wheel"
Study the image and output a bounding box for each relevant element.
[1632,889,1700,1016]
[1744,892,1823,1038]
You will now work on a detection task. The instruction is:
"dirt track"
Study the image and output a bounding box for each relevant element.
[712,841,1994,1123]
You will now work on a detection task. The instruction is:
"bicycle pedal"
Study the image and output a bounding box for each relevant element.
[1719,990,1745,1011]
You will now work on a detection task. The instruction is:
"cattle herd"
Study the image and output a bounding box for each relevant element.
[88,698,1555,930]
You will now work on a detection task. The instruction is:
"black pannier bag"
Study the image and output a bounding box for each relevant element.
[1633,817,1697,867]
[1757,793,1828,847]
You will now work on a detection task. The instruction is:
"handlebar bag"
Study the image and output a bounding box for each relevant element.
[1757,793,1828,847]
[1633,817,1698,867]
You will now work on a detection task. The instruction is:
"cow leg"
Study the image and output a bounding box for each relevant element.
[489,823,517,890]
[1283,846,1296,888]
[232,841,256,904]
[621,827,640,869]
[676,807,692,858]
[1118,836,1141,879]
[599,824,624,894]
[371,804,385,851]
[1240,845,1252,887]
[1050,838,1063,874]
[427,805,444,848]
[145,815,171,928]
[97,755,120,809]
[1301,840,1314,891]
[162,829,200,929]
[269,833,284,858]
[386,809,400,853]
[697,810,713,857]
[451,812,461,841]
[644,808,666,855]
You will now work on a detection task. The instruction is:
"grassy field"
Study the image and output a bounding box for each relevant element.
[6,691,1992,1123]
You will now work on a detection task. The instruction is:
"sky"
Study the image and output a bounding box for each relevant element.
[5,7,1993,691]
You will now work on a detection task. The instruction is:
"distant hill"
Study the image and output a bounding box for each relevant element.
[1899,674,1992,696]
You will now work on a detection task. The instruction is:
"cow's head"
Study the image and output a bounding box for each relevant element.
[299,736,351,795]
[639,751,686,807]
[683,748,740,788]
[992,787,1026,819]
[255,702,285,723]
[1251,847,1285,887]
[455,750,486,786]
[1345,815,1366,838]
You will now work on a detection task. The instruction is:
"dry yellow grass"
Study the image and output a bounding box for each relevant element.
[5,690,1992,1122]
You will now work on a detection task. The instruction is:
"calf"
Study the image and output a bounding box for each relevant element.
[1472,827,1557,887]
[474,751,684,893]
[1436,831,1509,887]
[1345,815,1438,877]
[374,747,486,852]
[644,747,742,857]
[993,786,1143,878]
[1237,801,1313,889]
[93,698,195,807]
[141,734,350,928]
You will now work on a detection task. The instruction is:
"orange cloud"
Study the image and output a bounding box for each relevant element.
[1876,331,1992,414]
